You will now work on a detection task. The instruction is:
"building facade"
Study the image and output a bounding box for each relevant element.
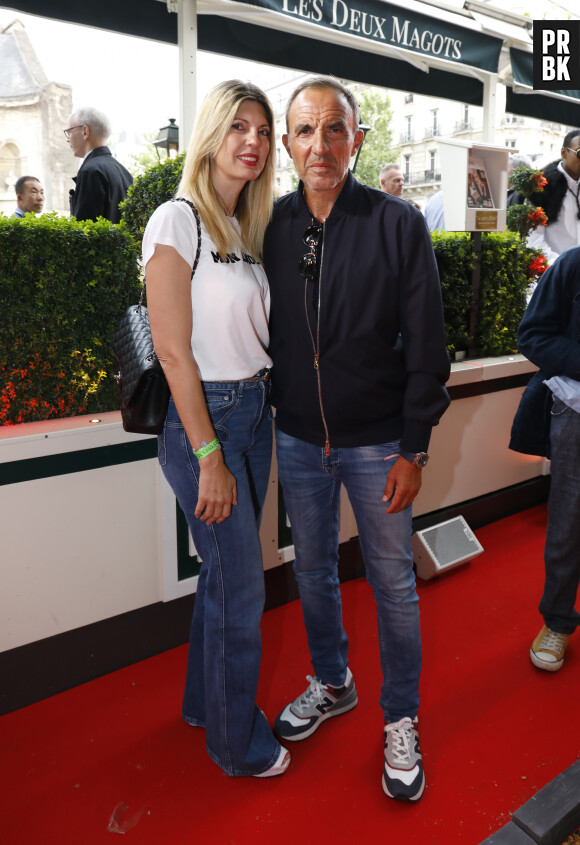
[0,19,72,216]
[389,88,566,209]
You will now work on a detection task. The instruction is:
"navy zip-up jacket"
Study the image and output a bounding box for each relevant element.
[264,173,450,453]
[510,245,580,458]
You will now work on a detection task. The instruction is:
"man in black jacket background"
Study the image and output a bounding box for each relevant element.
[64,106,132,224]
[523,128,580,266]
[264,76,449,803]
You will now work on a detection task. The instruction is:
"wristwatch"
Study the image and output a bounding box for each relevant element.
[412,452,429,468]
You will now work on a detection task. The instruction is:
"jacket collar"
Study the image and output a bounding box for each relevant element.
[84,146,112,163]
[295,170,362,222]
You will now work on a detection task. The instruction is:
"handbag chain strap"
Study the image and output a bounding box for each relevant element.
[138,197,203,309]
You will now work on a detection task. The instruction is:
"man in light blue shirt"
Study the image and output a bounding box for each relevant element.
[13,175,44,218]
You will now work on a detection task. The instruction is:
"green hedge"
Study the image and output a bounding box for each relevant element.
[433,230,537,358]
[0,212,140,425]
[120,153,185,246]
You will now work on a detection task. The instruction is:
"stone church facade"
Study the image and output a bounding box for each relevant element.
[0,19,72,216]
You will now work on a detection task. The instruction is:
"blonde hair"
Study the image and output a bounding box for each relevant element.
[177,80,275,260]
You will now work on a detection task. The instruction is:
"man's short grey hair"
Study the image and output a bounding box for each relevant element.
[379,163,402,181]
[73,107,111,140]
[285,75,361,132]
[508,153,533,171]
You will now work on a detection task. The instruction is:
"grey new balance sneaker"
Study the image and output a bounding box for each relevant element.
[274,668,358,741]
[382,717,425,802]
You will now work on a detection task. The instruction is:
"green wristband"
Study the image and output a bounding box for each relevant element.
[194,437,221,460]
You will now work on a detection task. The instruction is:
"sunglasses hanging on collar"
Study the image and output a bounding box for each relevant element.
[299,223,323,279]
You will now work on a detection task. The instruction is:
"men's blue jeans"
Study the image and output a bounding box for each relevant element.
[275,428,421,723]
[158,381,281,776]
[540,396,580,634]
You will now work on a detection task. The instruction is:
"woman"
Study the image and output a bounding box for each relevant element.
[142,81,289,778]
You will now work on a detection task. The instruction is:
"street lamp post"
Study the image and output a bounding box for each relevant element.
[153,118,180,160]
[352,121,371,173]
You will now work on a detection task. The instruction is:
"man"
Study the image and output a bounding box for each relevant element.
[510,246,580,672]
[523,129,580,265]
[507,152,533,208]
[424,189,445,232]
[379,162,405,197]
[13,175,44,217]
[263,77,450,802]
[65,107,132,223]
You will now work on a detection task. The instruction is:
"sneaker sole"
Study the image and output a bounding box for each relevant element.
[275,693,358,742]
[253,749,291,778]
[530,648,564,672]
[382,771,425,802]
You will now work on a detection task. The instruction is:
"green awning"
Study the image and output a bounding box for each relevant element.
[508,47,580,125]
[199,15,485,105]
[1,0,177,42]
[234,0,503,74]
[1,0,493,106]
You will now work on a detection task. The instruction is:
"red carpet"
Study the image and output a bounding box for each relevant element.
[2,505,579,844]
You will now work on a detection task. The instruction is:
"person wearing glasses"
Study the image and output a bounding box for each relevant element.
[142,81,289,779]
[13,175,44,217]
[263,76,450,803]
[64,107,132,224]
[521,129,580,266]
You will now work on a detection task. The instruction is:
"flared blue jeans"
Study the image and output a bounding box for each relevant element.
[158,381,281,775]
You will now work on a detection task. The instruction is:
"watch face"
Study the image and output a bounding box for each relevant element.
[414,452,429,468]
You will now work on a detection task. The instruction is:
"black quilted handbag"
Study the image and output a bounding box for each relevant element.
[112,199,202,435]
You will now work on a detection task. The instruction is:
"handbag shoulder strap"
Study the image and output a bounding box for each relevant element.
[170,197,202,279]
[139,197,203,308]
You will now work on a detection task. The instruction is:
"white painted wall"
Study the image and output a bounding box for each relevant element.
[0,356,544,653]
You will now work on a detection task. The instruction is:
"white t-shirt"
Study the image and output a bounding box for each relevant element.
[142,200,272,381]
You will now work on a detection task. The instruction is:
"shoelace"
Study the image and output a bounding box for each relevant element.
[293,675,329,715]
[385,717,415,764]
[537,629,568,651]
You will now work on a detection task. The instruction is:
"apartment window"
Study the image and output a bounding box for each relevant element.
[429,150,436,172]
[404,93,414,104]
[404,155,411,181]
[505,139,516,149]
[405,115,412,142]
[432,109,439,136]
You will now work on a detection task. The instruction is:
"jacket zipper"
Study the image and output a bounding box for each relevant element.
[314,224,331,456]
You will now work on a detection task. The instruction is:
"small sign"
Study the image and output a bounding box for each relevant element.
[475,210,498,230]
[533,21,580,90]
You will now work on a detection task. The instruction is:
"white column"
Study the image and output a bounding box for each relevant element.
[481,73,500,144]
[177,0,197,152]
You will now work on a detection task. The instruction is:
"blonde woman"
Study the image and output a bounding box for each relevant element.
[142,81,289,778]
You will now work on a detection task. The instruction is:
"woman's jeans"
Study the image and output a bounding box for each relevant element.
[275,428,421,723]
[540,397,580,634]
[158,379,280,775]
